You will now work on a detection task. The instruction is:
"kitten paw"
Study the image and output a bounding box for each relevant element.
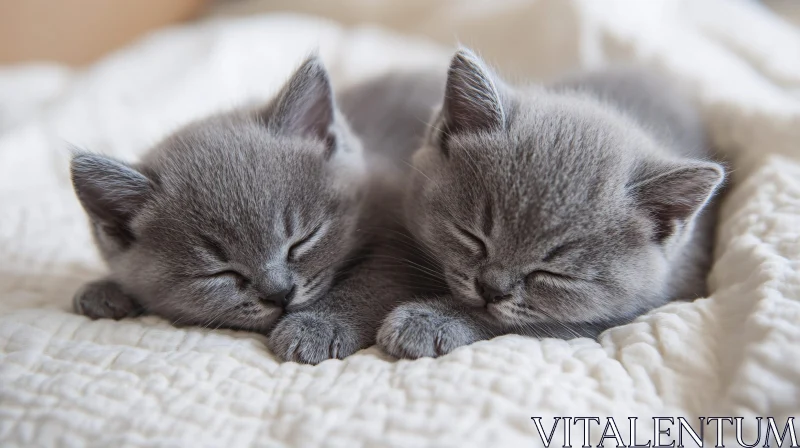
[268,312,361,364]
[377,302,481,359]
[73,280,143,320]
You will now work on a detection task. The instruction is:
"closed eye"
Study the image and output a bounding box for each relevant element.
[208,270,250,289]
[452,224,488,257]
[526,270,576,283]
[288,224,324,262]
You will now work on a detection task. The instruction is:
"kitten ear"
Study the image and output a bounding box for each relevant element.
[631,161,724,243]
[71,153,151,243]
[268,55,336,147]
[441,48,506,136]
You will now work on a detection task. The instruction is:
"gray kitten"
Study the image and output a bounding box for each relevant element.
[377,48,726,359]
[71,56,443,364]
[71,56,368,361]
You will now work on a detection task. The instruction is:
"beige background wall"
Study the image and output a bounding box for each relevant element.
[0,0,796,67]
[0,0,206,65]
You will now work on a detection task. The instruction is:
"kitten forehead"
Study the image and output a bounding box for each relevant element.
[444,96,643,218]
[141,113,347,206]
[130,110,359,257]
[148,114,324,176]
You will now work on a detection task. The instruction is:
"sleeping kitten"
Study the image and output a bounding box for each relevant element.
[72,56,443,364]
[377,48,726,359]
[71,56,369,357]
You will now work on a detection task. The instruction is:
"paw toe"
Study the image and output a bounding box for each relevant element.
[269,313,358,364]
[378,305,474,359]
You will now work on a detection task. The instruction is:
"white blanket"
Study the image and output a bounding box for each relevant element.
[1,0,799,446]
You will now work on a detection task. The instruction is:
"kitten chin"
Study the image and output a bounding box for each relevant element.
[404,48,724,338]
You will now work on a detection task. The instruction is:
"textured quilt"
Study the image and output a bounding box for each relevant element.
[1,0,799,446]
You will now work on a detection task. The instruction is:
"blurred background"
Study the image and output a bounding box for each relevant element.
[1,0,798,66]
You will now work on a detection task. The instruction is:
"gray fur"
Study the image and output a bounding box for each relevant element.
[377,48,725,359]
[267,70,447,363]
[72,56,366,349]
[71,57,444,364]
[73,279,144,319]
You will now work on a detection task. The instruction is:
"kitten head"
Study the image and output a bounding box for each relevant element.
[71,56,366,332]
[406,48,723,328]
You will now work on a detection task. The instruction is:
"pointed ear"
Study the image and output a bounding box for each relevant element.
[71,153,151,243]
[268,55,336,147]
[631,161,724,243]
[441,48,506,138]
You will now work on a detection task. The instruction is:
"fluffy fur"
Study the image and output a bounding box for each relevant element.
[267,70,446,363]
[72,57,368,356]
[71,57,444,364]
[377,48,725,359]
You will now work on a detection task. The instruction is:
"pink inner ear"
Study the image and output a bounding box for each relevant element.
[632,163,724,242]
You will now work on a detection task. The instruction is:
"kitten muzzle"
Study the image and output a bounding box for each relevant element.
[260,285,296,309]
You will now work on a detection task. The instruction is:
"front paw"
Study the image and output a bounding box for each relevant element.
[268,312,362,364]
[377,302,481,359]
[73,280,142,320]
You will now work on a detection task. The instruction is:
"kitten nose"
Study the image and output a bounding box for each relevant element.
[261,286,295,308]
[477,282,511,305]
